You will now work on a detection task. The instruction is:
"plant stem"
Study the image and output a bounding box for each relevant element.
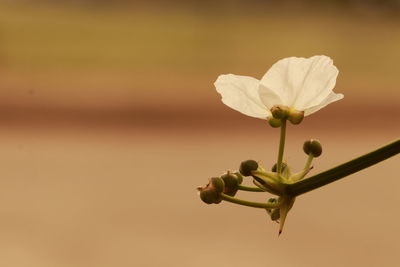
[238,185,264,192]
[304,154,314,171]
[220,193,280,209]
[290,154,314,182]
[277,119,287,174]
[287,139,400,196]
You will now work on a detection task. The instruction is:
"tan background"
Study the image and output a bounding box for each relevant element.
[0,1,399,266]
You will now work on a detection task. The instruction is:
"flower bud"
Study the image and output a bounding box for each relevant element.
[210,177,225,193]
[267,117,282,128]
[271,162,287,173]
[221,172,240,196]
[270,209,280,221]
[303,139,322,157]
[233,172,244,185]
[266,198,280,221]
[197,177,225,204]
[271,105,289,119]
[287,109,304,125]
[199,189,220,204]
[239,160,258,176]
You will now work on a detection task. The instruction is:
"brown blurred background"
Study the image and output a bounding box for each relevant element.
[0,0,399,266]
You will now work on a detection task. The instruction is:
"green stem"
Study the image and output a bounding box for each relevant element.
[220,193,281,209]
[290,154,314,182]
[277,120,287,174]
[238,185,264,192]
[287,139,400,196]
[304,154,314,171]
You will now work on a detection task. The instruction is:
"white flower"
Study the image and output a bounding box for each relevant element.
[214,55,343,119]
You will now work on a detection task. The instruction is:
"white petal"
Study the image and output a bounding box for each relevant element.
[304,92,344,116]
[258,83,284,110]
[259,55,338,111]
[215,74,270,119]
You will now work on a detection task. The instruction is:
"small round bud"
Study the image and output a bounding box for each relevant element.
[197,177,224,204]
[267,117,282,128]
[199,189,219,204]
[303,139,322,157]
[270,208,280,221]
[271,162,287,172]
[234,172,244,185]
[221,173,238,188]
[271,105,289,119]
[287,109,304,125]
[210,177,225,193]
[265,198,280,221]
[239,160,258,176]
[221,173,239,196]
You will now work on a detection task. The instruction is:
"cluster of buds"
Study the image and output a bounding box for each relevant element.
[268,105,304,128]
[197,177,224,204]
[197,172,244,205]
[197,139,323,234]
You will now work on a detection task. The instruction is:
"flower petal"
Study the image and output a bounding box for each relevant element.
[258,83,284,110]
[215,74,270,119]
[304,92,344,116]
[259,56,339,111]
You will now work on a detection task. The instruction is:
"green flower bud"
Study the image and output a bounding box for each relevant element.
[267,117,282,128]
[271,105,289,119]
[266,198,280,221]
[271,162,287,172]
[239,160,259,176]
[197,177,225,204]
[287,109,304,125]
[233,172,244,185]
[270,209,280,221]
[221,172,239,196]
[303,139,322,157]
[199,189,219,204]
[210,177,225,193]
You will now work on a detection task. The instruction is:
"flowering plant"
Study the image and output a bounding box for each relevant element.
[197,55,399,235]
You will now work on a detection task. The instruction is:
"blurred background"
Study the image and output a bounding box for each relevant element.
[0,0,399,266]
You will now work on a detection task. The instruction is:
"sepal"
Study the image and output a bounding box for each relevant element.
[278,196,296,235]
[251,170,285,196]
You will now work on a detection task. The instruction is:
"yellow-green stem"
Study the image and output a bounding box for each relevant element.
[304,154,314,171]
[277,119,287,174]
[220,193,281,209]
[238,185,264,192]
